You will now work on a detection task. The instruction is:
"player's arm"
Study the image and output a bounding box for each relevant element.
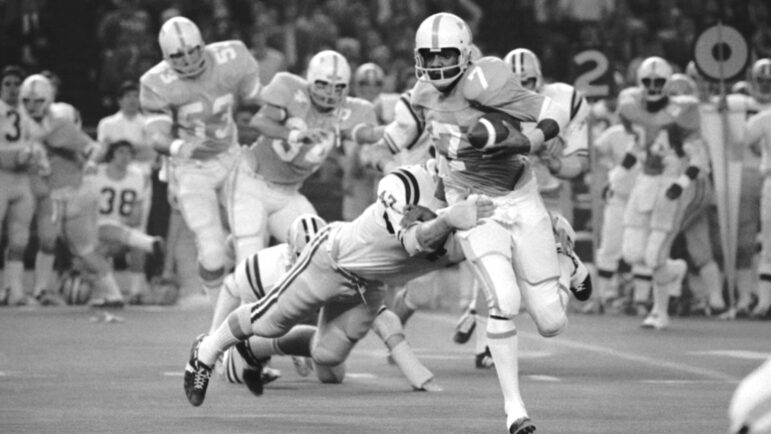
[744,110,771,151]
[665,129,707,200]
[140,81,177,156]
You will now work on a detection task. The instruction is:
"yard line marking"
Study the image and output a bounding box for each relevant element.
[163,372,184,377]
[689,350,771,360]
[527,375,561,382]
[424,312,741,383]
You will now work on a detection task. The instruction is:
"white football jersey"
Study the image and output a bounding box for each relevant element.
[231,243,293,303]
[328,163,463,286]
[89,164,147,225]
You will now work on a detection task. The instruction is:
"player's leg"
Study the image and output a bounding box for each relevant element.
[622,178,655,316]
[175,162,229,305]
[596,194,628,309]
[265,190,317,245]
[33,195,59,300]
[224,159,269,263]
[371,305,438,390]
[2,178,35,305]
[755,177,771,318]
[457,218,530,430]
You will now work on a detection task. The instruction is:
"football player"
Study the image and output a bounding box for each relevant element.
[20,74,125,307]
[234,50,376,253]
[88,140,163,301]
[742,58,771,319]
[371,13,586,434]
[140,16,262,305]
[618,57,705,330]
[214,213,439,392]
[183,162,494,407]
[0,65,37,305]
[504,48,590,222]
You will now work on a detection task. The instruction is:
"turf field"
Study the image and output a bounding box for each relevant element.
[0,298,766,434]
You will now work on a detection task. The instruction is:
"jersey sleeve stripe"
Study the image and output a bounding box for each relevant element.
[399,94,423,150]
[392,170,414,205]
[399,168,421,205]
[570,90,583,120]
[247,255,265,299]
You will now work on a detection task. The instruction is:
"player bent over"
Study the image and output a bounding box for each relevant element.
[183,162,493,406]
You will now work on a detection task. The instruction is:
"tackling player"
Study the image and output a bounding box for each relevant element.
[183,162,494,407]
[0,65,37,305]
[140,16,262,306]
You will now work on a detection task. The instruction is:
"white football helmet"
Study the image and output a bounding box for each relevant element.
[665,73,697,97]
[503,48,543,91]
[637,56,673,102]
[306,50,351,109]
[19,74,54,120]
[414,12,473,90]
[750,58,771,103]
[354,62,384,102]
[158,16,206,78]
[287,214,327,259]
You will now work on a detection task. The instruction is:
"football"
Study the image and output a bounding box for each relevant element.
[467,112,522,150]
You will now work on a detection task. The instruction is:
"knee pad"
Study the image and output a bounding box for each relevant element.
[311,324,355,367]
[313,360,346,384]
[525,280,567,337]
[622,228,646,265]
[197,231,228,272]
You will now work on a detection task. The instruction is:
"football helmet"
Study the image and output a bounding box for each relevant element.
[58,270,93,305]
[287,214,327,259]
[503,48,543,91]
[354,63,384,101]
[750,58,771,103]
[731,80,751,96]
[666,73,697,97]
[306,50,351,109]
[158,16,206,78]
[414,12,473,90]
[19,74,54,120]
[637,56,673,102]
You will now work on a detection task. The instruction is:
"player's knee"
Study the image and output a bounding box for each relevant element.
[372,308,406,349]
[198,241,227,274]
[528,281,568,337]
[311,327,355,367]
[313,360,346,384]
[6,241,28,261]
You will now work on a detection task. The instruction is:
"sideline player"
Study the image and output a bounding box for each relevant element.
[140,16,262,306]
[0,65,37,305]
[21,74,125,306]
[88,140,164,301]
[183,162,493,406]
[619,57,703,330]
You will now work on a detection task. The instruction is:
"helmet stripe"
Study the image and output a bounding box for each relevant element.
[431,14,442,49]
[173,21,188,51]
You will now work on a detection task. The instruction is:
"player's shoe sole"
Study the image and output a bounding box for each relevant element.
[509,417,536,434]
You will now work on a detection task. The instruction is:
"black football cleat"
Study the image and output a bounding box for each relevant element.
[184,334,213,407]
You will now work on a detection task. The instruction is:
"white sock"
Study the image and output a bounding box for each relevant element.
[4,260,25,296]
[33,252,55,295]
[486,317,527,428]
[126,230,155,253]
[475,316,489,354]
[209,277,241,334]
[128,271,147,296]
[199,304,252,366]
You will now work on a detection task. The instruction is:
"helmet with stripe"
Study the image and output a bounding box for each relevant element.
[19,74,53,119]
[354,62,384,102]
[414,12,473,91]
[158,16,207,78]
[636,56,673,102]
[287,214,327,258]
[503,48,543,91]
[58,270,93,305]
[307,50,351,109]
[750,58,771,103]
[665,73,697,97]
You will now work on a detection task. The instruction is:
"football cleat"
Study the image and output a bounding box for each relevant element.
[641,312,670,330]
[561,247,592,302]
[184,334,213,407]
[416,378,443,392]
[234,341,266,396]
[475,346,495,369]
[509,417,536,434]
[453,308,476,344]
[291,356,314,377]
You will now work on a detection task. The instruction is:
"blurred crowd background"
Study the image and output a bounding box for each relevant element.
[1,0,769,128]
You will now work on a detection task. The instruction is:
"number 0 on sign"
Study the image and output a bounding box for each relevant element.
[693,24,748,81]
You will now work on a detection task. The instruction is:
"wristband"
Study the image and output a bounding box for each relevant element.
[169,139,185,157]
[621,153,637,169]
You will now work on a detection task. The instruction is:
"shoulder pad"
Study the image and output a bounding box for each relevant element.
[378,164,433,210]
[262,72,307,107]
[462,58,513,102]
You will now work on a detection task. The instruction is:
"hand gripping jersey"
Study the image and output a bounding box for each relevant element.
[618,87,702,176]
[249,72,377,184]
[408,57,560,197]
[89,165,148,225]
[527,82,589,192]
[140,40,261,158]
[328,163,463,286]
